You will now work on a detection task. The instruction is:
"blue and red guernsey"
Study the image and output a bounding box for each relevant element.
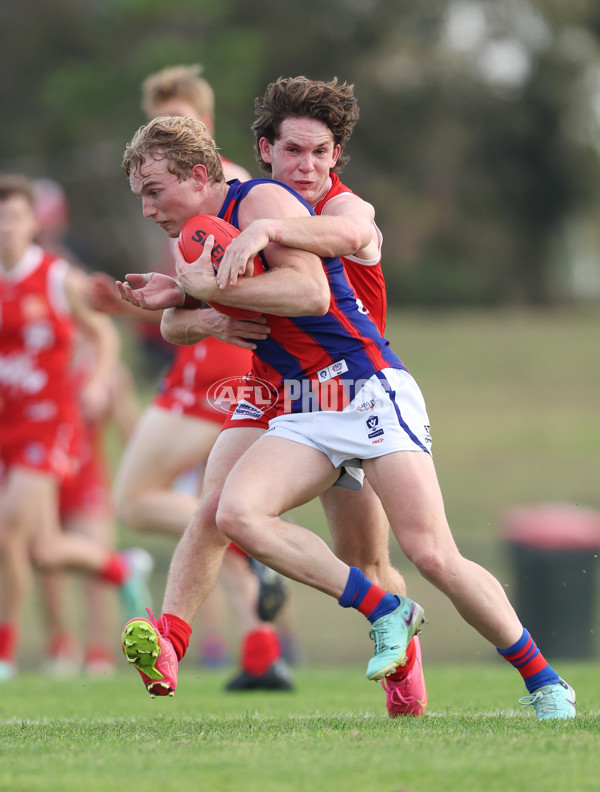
[219,180,404,415]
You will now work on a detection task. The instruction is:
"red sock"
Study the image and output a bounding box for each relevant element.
[99,552,127,585]
[0,623,18,662]
[241,627,281,675]
[162,613,192,661]
[386,637,417,681]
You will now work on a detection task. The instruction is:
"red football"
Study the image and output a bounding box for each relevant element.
[178,214,262,319]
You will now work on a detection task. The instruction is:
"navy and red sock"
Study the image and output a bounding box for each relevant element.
[497,628,559,693]
[338,566,400,623]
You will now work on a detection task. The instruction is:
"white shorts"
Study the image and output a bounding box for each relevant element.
[266,368,432,488]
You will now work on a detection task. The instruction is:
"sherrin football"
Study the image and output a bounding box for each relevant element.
[178,214,263,319]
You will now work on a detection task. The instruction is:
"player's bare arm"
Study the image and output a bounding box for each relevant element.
[64,266,121,421]
[88,270,164,325]
[161,305,270,350]
[218,192,378,287]
[116,272,186,311]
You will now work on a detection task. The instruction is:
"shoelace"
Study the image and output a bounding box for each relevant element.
[519,688,559,715]
[369,618,397,652]
[146,606,169,639]
[381,678,412,705]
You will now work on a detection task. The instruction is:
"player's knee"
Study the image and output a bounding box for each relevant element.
[113,485,135,528]
[115,501,141,532]
[29,539,61,569]
[0,505,27,550]
[408,544,449,585]
[215,498,256,549]
[194,488,222,532]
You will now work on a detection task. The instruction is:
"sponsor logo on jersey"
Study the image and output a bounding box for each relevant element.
[0,352,47,394]
[317,359,349,383]
[230,399,265,421]
[23,320,55,352]
[24,442,45,466]
[25,400,57,421]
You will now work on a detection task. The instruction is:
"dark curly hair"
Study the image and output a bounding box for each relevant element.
[252,76,360,174]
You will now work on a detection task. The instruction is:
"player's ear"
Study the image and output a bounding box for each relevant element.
[190,163,208,190]
[331,143,341,168]
[258,137,273,164]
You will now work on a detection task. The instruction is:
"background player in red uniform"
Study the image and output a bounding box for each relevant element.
[0,174,152,680]
[31,177,141,677]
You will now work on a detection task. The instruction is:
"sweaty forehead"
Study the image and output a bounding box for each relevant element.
[277,117,334,147]
[129,155,171,193]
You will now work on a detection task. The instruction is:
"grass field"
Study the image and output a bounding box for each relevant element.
[104,307,600,667]
[8,308,600,790]
[1,662,598,792]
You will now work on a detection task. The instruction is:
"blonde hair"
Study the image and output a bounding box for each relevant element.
[122,115,225,184]
[141,64,214,119]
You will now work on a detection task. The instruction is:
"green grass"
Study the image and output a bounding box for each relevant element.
[10,308,600,790]
[0,663,598,792]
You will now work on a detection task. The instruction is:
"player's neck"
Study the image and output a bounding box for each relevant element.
[0,244,29,271]
[204,181,230,216]
[311,177,332,209]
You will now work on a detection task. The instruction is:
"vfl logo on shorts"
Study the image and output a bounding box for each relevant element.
[365,415,384,440]
[317,359,349,383]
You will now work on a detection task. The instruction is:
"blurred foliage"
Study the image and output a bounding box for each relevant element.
[2,0,600,305]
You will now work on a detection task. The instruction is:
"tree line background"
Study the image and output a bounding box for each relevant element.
[3,0,600,307]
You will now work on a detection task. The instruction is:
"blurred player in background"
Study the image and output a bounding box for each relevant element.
[91,65,295,689]
[0,174,152,680]
[32,178,141,676]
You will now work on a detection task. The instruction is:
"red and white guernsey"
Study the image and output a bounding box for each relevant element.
[313,174,387,335]
[154,335,252,421]
[150,238,252,423]
[0,245,81,477]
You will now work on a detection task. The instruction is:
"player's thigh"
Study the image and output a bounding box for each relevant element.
[321,479,391,566]
[221,435,339,518]
[114,406,221,494]
[193,426,266,526]
[0,466,59,542]
[64,511,116,547]
[363,451,456,556]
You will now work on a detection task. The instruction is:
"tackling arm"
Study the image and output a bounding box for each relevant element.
[217,192,378,287]
[161,306,271,350]
[176,183,331,316]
